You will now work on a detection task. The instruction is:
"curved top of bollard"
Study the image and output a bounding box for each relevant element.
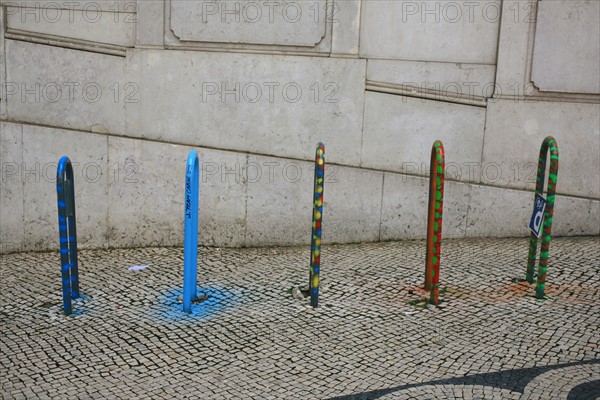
[187,150,199,168]
[56,156,74,188]
[315,143,325,167]
[541,136,559,156]
[432,140,445,172]
[186,151,200,185]
[432,140,445,159]
[539,136,559,194]
[185,151,200,217]
[186,151,199,179]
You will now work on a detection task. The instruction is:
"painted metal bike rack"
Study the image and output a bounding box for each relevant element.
[56,156,80,315]
[424,140,445,305]
[183,151,200,313]
[526,136,559,299]
[308,143,325,308]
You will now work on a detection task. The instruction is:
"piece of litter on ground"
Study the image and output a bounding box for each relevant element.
[128,265,149,271]
[403,311,419,316]
[291,286,304,300]
[193,293,209,303]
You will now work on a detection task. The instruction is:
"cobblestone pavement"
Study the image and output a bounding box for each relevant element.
[1,237,599,399]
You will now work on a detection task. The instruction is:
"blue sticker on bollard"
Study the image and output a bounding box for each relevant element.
[529,194,546,238]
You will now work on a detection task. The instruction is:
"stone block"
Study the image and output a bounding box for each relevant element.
[5,40,126,134]
[126,49,366,166]
[482,99,600,199]
[362,91,486,182]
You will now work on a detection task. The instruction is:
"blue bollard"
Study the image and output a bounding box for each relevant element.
[56,156,80,315]
[183,151,200,313]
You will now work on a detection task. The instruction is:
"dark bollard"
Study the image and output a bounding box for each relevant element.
[56,156,80,315]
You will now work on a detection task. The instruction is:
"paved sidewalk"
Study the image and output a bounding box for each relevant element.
[1,237,599,399]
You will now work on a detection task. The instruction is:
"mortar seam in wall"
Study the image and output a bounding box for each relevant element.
[492,0,504,74]
[464,183,472,239]
[19,123,25,247]
[243,154,249,247]
[377,173,385,242]
[162,45,332,59]
[3,118,599,202]
[4,34,128,58]
[105,135,110,249]
[468,87,491,239]
[365,87,488,109]
[480,97,491,182]
[358,32,368,168]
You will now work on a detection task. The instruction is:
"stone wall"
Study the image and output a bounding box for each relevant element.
[1,0,598,253]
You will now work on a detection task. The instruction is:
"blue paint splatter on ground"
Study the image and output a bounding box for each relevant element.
[68,308,86,317]
[65,295,90,317]
[153,285,244,324]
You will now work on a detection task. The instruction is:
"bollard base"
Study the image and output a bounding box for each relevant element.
[193,293,209,304]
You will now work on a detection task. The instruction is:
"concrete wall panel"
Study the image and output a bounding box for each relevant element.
[7,8,135,47]
[380,174,469,240]
[170,0,327,46]
[466,184,599,238]
[361,92,486,182]
[5,40,126,134]
[331,0,361,55]
[107,137,248,248]
[126,50,366,166]
[532,0,600,94]
[0,122,24,253]
[367,60,496,98]
[360,0,501,64]
[482,100,600,199]
[20,125,109,252]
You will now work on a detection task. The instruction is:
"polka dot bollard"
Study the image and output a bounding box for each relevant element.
[309,143,325,308]
[424,140,445,305]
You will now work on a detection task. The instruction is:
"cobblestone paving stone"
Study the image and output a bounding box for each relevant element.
[1,237,599,399]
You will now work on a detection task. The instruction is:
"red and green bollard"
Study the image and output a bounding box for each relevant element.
[424,140,445,305]
[526,136,559,299]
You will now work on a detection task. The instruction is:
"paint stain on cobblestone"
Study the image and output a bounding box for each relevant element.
[490,282,595,304]
[442,280,597,306]
[2,237,598,398]
[152,286,244,324]
[543,283,597,305]
[40,294,91,318]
